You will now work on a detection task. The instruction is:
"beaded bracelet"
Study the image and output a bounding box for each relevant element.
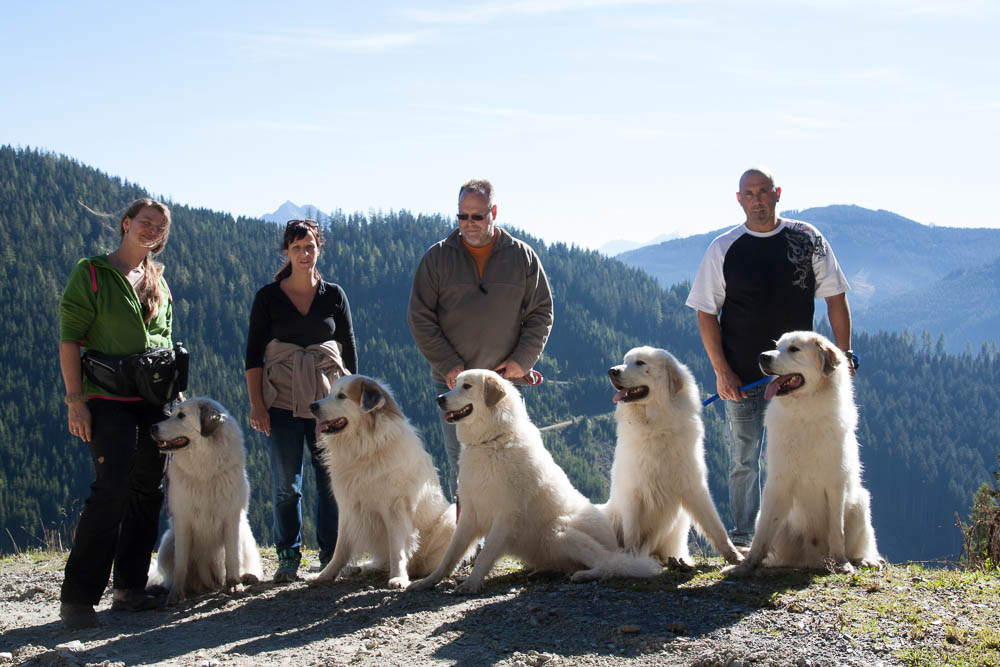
[64,393,88,404]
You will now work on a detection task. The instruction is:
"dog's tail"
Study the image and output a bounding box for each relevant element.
[598,551,662,579]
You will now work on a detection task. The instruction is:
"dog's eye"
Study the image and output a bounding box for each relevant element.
[336,393,346,399]
[635,360,646,367]
[788,346,800,353]
[463,383,472,389]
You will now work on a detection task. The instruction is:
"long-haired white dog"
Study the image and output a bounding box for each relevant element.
[149,398,263,604]
[309,375,459,589]
[605,347,743,566]
[725,332,882,576]
[408,370,661,594]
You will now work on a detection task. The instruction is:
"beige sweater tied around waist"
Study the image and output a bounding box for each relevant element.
[262,339,349,419]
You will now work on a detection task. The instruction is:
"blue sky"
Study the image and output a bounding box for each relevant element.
[3,1,998,249]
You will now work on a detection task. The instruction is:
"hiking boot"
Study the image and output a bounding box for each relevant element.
[60,602,99,629]
[110,588,166,612]
[273,547,301,584]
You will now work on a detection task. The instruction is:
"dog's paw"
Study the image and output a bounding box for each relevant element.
[240,573,260,586]
[387,576,410,589]
[833,560,855,575]
[166,589,186,606]
[665,556,694,572]
[724,549,745,565]
[405,577,437,592]
[570,569,600,584]
[722,562,754,578]
[224,578,241,593]
[453,579,483,595]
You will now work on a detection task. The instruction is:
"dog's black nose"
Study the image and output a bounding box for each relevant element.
[309,401,320,413]
[609,367,621,378]
[758,352,774,371]
[436,394,448,407]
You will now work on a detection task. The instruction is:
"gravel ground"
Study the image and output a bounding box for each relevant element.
[1,551,996,666]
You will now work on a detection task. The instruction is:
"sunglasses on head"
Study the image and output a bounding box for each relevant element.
[286,219,318,228]
[457,213,489,221]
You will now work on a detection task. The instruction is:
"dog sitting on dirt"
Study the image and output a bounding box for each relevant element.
[407,369,661,594]
[604,346,743,568]
[309,375,461,589]
[724,331,883,576]
[148,398,263,604]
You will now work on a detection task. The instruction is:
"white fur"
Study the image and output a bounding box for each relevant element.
[309,375,460,589]
[148,398,263,604]
[408,370,662,594]
[604,346,743,567]
[725,331,883,576]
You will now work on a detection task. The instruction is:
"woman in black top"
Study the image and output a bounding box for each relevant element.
[245,220,357,582]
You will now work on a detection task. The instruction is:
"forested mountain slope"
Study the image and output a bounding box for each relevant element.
[1,146,997,562]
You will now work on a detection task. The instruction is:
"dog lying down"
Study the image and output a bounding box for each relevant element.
[408,370,661,594]
[149,398,263,604]
[309,375,462,589]
[725,331,883,576]
[605,346,743,567]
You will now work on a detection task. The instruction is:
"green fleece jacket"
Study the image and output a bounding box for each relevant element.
[59,255,173,399]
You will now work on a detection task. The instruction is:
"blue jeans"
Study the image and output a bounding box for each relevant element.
[268,408,338,561]
[723,384,767,545]
[435,383,461,502]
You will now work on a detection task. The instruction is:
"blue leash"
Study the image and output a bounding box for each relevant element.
[702,376,771,407]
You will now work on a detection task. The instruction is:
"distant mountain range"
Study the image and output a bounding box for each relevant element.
[617,205,1000,353]
[261,201,330,224]
[597,232,681,256]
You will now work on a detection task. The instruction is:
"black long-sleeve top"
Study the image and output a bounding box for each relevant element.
[245,280,358,374]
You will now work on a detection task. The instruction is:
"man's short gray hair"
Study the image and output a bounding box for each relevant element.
[739,166,777,190]
[459,179,494,208]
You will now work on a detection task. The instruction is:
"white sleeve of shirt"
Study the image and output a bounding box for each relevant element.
[685,240,726,315]
[812,231,851,298]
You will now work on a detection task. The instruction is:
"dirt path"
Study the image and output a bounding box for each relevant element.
[2,551,988,666]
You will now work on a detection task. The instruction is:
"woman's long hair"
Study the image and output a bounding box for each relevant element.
[274,219,325,281]
[120,199,171,322]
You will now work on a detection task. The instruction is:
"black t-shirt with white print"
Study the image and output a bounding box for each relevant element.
[686,219,849,385]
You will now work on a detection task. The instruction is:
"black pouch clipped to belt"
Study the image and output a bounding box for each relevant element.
[83,342,189,405]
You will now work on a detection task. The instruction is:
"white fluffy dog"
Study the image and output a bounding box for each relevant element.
[725,332,883,576]
[605,346,743,567]
[149,398,263,604]
[408,370,661,594]
[309,375,460,589]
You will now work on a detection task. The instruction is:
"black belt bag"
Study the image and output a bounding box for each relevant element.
[82,342,189,405]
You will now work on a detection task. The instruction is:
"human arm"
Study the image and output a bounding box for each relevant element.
[59,341,91,441]
[245,368,270,436]
[697,310,746,401]
[407,251,465,378]
[504,248,554,374]
[334,285,358,375]
[825,292,855,375]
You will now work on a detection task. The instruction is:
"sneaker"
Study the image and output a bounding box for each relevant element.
[110,588,165,612]
[273,547,301,584]
[60,602,99,629]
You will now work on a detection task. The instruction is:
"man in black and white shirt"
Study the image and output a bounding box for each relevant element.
[686,166,854,547]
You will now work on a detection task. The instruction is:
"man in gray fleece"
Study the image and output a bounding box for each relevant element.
[407,179,554,503]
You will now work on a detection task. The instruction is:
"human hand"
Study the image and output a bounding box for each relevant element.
[445,364,465,390]
[249,402,271,436]
[716,367,746,401]
[67,401,92,442]
[493,359,525,380]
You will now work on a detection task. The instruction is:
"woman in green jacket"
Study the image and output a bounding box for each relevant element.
[57,198,176,629]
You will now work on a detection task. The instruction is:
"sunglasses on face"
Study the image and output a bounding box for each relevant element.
[457,213,489,221]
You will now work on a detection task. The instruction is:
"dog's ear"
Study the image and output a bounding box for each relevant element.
[484,375,507,408]
[818,339,842,376]
[662,356,684,396]
[199,401,226,437]
[360,380,385,413]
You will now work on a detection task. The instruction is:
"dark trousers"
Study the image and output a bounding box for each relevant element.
[61,399,169,605]
[268,407,338,562]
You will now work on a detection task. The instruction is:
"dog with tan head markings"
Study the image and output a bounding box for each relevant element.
[605,346,743,567]
[309,375,461,589]
[148,398,263,605]
[407,369,661,594]
[724,331,883,576]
